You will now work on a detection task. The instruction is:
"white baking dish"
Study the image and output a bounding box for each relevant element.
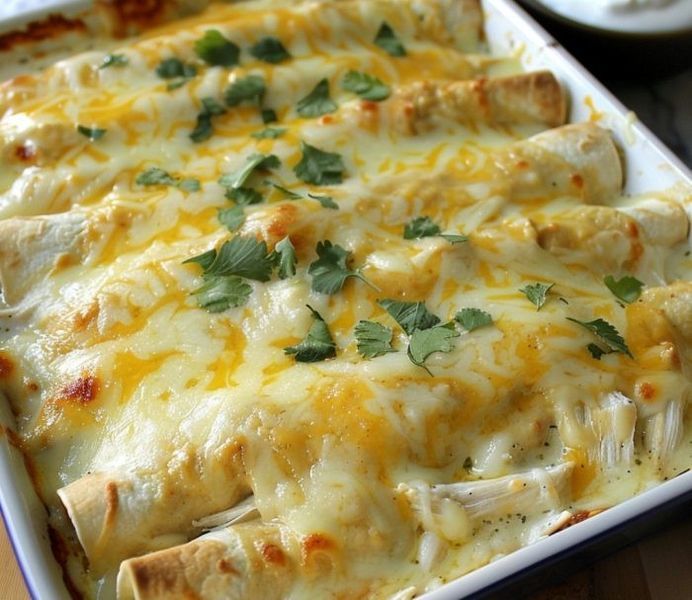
[0,1,690,598]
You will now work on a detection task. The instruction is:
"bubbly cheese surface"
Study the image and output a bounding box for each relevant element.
[0,1,690,599]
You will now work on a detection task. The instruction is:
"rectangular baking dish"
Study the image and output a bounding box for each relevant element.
[0,1,690,598]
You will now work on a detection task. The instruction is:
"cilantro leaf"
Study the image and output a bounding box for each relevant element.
[308,193,338,210]
[296,79,337,118]
[566,317,633,358]
[219,153,281,190]
[194,30,240,67]
[377,299,440,335]
[99,54,128,69]
[455,308,493,332]
[251,127,286,139]
[136,167,200,192]
[404,216,441,239]
[205,236,274,282]
[269,182,302,199]
[136,167,176,187]
[354,320,395,358]
[77,125,106,140]
[218,206,245,231]
[227,187,263,205]
[407,325,459,372]
[284,305,337,362]
[178,178,201,192]
[272,236,296,279]
[604,275,644,304]
[440,234,468,244]
[183,248,217,270]
[192,275,251,312]
[403,217,466,243]
[520,282,554,311]
[587,343,613,360]
[225,75,266,106]
[294,142,345,185]
[190,97,226,143]
[261,108,277,124]
[342,70,390,101]
[308,240,368,294]
[250,37,291,64]
[156,57,196,79]
[374,22,406,57]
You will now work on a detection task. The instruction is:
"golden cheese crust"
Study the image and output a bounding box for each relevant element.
[0,1,689,599]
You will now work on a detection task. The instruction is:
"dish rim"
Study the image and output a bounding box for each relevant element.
[0,1,689,599]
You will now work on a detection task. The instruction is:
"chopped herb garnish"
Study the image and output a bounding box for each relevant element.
[136,167,200,192]
[374,22,406,57]
[308,240,369,294]
[296,79,337,118]
[261,108,277,124]
[190,97,226,143]
[587,343,613,360]
[194,30,240,67]
[269,182,302,199]
[251,127,286,139]
[342,70,390,101]
[183,248,217,270]
[99,54,128,69]
[604,275,644,304]
[272,236,296,279]
[219,153,281,190]
[377,299,440,336]
[404,216,440,239]
[192,275,251,312]
[284,305,337,362]
[520,282,554,311]
[204,236,274,282]
[294,142,345,185]
[566,317,633,358]
[217,206,245,231]
[227,187,263,205]
[77,125,106,140]
[455,308,493,332]
[156,57,196,79]
[249,37,291,64]
[354,320,395,358]
[403,216,466,243]
[308,193,338,210]
[408,325,459,374]
[225,75,266,107]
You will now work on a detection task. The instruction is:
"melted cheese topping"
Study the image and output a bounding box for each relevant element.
[0,1,690,599]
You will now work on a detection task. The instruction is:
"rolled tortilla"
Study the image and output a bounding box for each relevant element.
[58,469,250,574]
[507,122,623,204]
[384,70,566,134]
[116,522,298,600]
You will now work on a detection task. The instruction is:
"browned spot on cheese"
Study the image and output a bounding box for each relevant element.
[26,381,39,392]
[97,0,170,38]
[266,203,299,240]
[0,353,14,379]
[14,144,36,162]
[217,558,239,574]
[570,173,584,189]
[515,159,529,170]
[103,481,120,528]
[637,381,656,401]
[61,375,100,404]
[320,115,334,125]
[303,532,335,554]
[262,543,286,566]
[0,14,86,51]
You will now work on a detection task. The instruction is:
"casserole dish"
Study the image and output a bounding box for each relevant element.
[0,0,690,598]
